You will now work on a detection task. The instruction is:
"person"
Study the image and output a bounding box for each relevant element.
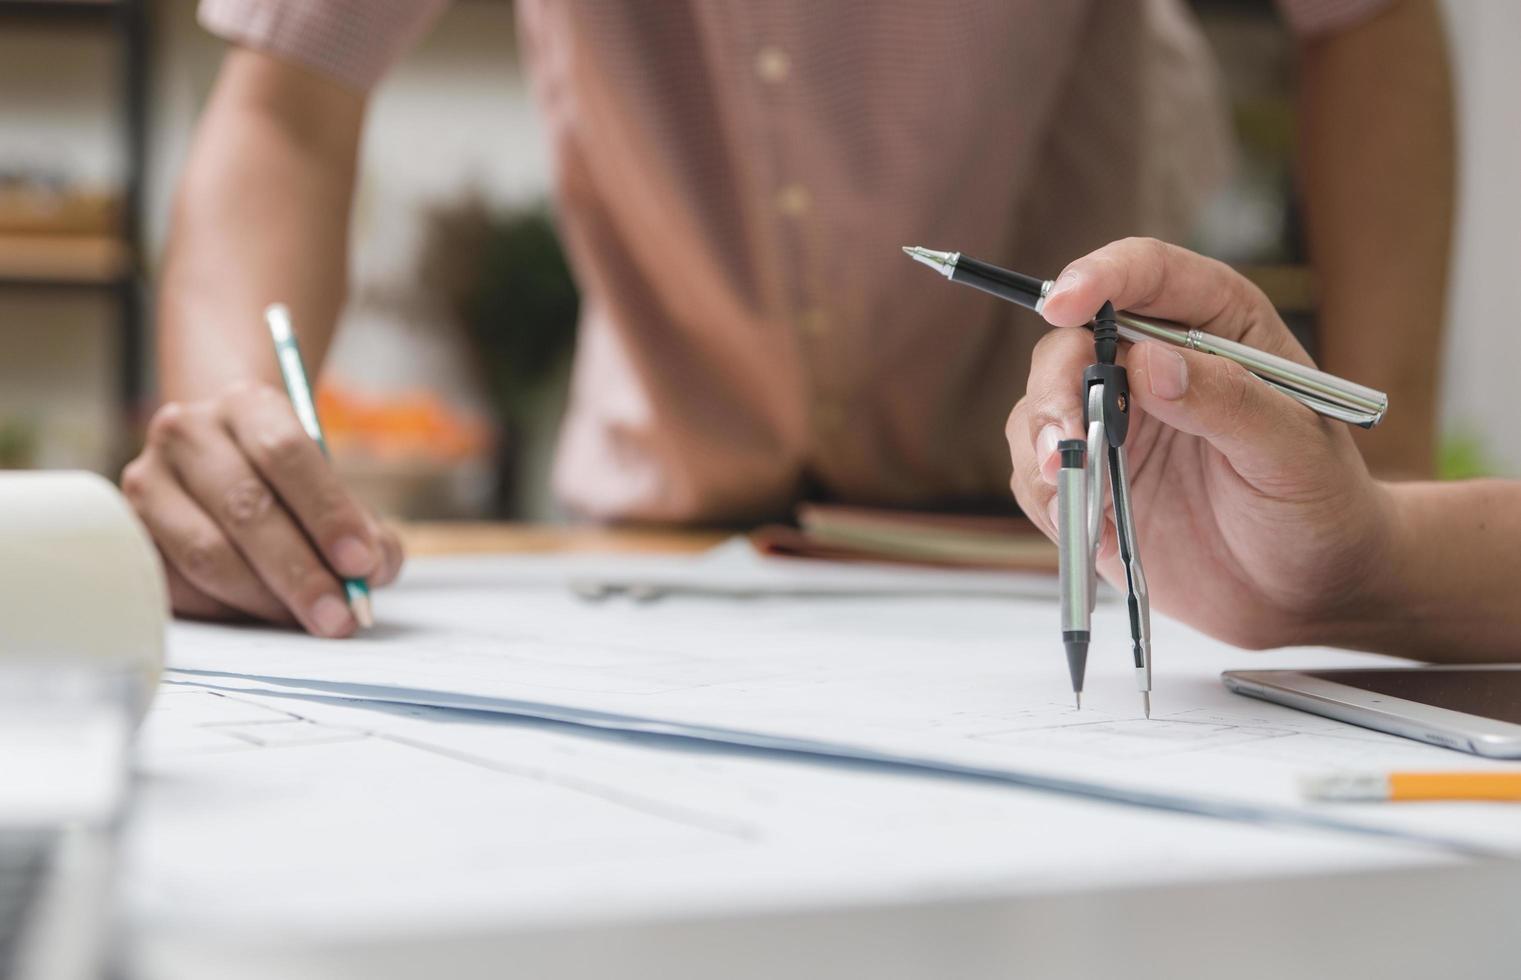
[1007,237,1521,663]
[123,0,1452,637]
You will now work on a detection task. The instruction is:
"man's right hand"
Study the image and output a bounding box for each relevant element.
[1005,238,1394,652]
[123,381,403,636]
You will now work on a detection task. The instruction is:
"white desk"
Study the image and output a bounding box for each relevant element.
[122,528,1521,979]
[119,682,1521,980]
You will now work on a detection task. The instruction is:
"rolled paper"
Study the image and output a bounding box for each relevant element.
[0,471,167,721]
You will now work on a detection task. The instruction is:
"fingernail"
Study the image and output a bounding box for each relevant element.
[1036,423,1064,480]
[1147,344,1189,400]
[333,536,374,576]
[311,594,353,637]
[1047,270,1080,301]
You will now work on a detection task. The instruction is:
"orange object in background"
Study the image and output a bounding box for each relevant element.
[315,384,493,463]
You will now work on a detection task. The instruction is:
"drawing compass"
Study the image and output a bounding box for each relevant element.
[1056,302,1152,717]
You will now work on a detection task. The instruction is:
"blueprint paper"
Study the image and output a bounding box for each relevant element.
[165,545,1521,852]
[126,683,1453,942]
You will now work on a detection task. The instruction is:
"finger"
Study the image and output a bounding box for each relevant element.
[1127,340,1326,486]
[163,559,242,621]
[161,555,299,627]
[1092,519,1121,577]
[151,405,357,638]
[221,384,381,580]
[1008,402,1067,539]
[123,453,291,623]
[370,522,405,587]
[1040,237,1310,365]
[1007,328,1105,535]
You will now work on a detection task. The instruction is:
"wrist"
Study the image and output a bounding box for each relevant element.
[1312,479,1413,652]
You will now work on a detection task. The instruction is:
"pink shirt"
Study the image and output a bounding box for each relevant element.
[200,0,1387,522]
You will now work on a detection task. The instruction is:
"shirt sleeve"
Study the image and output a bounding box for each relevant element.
[198,0,451,91]
[1276,0,1393,37]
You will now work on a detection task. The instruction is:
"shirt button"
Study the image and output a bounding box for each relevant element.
[755,46,791,84]
[798,308,829,338]
[775,183,811,218]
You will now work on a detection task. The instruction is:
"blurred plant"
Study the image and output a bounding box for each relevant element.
[0,418,36,469]
[1437,429,1498,481]
[421,194,580,514]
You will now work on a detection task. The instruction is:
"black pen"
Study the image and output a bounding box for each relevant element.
[900,246,1387,429]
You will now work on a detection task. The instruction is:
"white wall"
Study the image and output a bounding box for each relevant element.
[1438,0,1521,475]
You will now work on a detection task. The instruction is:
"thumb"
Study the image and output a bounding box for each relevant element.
[1127,341,1320,483]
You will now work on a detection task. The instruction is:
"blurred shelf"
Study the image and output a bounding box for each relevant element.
[0,188,122,237]
[0,0,124,23]
[0,1,122,10]
[0,233,131,287]
[1,0,147,443]
[1236,263,1315,314]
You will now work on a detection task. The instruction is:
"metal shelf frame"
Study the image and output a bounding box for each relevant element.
[1,0,149,418]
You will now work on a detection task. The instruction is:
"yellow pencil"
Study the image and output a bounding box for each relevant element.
[1302,771,1521,803]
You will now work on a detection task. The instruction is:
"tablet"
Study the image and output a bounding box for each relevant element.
[1221,665,1521,759]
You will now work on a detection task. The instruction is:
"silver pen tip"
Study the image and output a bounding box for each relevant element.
[1142,692,1151,719]
[900,245,956,276]
[1074,691,1082,710]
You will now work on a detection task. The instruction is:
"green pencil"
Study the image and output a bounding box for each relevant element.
[264,303,373,629]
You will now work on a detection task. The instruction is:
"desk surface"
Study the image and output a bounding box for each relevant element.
[130,525,1521,980]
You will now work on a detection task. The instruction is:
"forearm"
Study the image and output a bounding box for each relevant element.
[159,49,364,402]
[1336,481,1521,662]
[1296,0,1455,477]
